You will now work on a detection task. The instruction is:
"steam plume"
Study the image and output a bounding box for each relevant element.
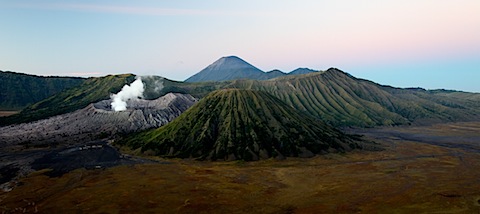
[142,76,164,92]
[153,78,164,92]
[111,77,144,111]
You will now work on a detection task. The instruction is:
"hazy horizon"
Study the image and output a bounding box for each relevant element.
[1,0,479,92]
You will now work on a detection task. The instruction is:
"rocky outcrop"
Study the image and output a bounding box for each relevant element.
[0,93,197,146]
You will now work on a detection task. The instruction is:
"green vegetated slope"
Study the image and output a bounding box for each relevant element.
[376,86,480,125]
[222,69,480,126]
[119,89,360,161]
[426,89,480,108]
[224,70,404,127]
[148,68,480,127]
[0,71,85,110]
[0,74,135,126]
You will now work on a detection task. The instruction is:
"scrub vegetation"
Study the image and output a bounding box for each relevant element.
[119,89,364,160]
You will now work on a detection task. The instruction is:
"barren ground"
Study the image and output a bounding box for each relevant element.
[1,122,480,213]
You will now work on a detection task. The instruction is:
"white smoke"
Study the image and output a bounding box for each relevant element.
[111,77,145,111]
[142,76,164,92]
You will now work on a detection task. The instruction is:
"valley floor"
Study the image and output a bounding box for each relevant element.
[1,122,480,213]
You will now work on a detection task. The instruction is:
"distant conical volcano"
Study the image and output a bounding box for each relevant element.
[120,89,360,161]
[185,56,265,82]
[185,56,318,82]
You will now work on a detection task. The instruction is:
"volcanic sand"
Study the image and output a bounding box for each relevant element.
[1,122,480,213]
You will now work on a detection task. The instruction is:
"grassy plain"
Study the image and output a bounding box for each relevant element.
[1,122,480,213]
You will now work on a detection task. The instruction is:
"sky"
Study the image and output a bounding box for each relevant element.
[1,0,479,92]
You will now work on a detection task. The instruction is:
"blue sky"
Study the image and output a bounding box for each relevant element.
[1,0,479,92]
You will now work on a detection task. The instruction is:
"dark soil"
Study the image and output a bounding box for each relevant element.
[31,141,140,177]
[0,165,19,184]
[0,140,159,187]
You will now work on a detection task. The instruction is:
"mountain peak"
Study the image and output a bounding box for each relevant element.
[185,56,264,82]
[323,68,354,79]
[209,56,258,70]
[221,55,242,60]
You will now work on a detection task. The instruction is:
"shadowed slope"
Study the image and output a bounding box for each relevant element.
[120,89,359,161]
[0,74,136,126]
[0,71,85,110]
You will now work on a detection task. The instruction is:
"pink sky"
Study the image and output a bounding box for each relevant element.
[1,0,479,91]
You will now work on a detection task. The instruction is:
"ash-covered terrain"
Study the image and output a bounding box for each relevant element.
[0,92,196,191]
[0,93,196,146]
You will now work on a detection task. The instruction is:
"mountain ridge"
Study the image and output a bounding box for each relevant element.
[0,70,85,110]
[0,74,136,126]
[185,56,317,82]
[225,68,480,126]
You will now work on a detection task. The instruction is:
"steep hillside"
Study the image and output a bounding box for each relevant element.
[0,74,135,126]
[0,93,196,145]
[119,89,360,161]
[224,69,480,126]
[0,71,85,110]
